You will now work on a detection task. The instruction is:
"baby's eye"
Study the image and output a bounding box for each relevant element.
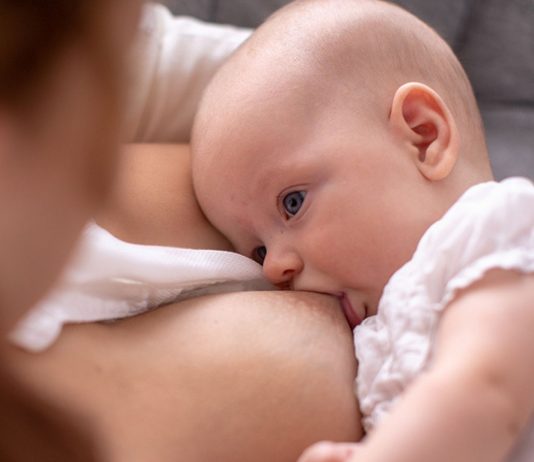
[282,191,306,218]
[252,246,267,265]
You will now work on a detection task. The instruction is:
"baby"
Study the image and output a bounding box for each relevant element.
[191,0,534,461]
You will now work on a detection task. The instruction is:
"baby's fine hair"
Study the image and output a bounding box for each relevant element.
[275,0,482,147]
[199,0,487,168]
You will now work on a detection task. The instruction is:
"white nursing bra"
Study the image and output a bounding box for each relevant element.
[10,223,272,352]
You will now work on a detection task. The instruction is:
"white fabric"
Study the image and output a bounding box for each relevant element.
[10,7,254,351]
[354,177,534,460]
[126,3,252,142]
[10,223,272,352]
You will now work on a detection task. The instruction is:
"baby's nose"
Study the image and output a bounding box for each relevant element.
[262,248,303,288]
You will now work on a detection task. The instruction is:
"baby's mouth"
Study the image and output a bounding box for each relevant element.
[337,293,364,330]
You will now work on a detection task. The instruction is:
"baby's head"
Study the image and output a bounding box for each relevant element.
[193,0,492,325]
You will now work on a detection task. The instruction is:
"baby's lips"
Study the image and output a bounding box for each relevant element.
[337,293,362,329]
[276,281,292,290]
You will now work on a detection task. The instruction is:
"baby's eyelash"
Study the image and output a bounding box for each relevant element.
[252,246,267,265]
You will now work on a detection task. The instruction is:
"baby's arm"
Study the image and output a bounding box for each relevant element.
[300,270,534,462]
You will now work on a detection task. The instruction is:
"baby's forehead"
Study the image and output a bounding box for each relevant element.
[198,106,321,182]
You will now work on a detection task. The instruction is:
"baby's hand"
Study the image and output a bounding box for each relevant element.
[298,441,363,462]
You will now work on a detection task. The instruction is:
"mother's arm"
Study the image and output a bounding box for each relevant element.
[96,143,232,250]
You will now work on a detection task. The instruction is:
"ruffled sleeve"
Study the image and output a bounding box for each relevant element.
[354,178,534,433]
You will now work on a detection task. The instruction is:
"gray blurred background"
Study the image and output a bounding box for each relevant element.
[165,0,534,180]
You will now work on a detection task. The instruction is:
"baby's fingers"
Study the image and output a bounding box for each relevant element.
[297,441,360,462]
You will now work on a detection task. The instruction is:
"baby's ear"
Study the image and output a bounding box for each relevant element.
[389,82,459,181]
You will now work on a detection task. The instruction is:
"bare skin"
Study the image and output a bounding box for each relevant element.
[8,144,363,462]
[191,2,534,462]
[97,144,232,250]
[300,270,534,462]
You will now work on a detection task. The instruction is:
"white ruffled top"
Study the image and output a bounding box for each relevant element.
[354,178,534,459]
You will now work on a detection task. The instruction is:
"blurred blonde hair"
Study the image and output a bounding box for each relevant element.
[0,0,107,109]
[0,2,116,460]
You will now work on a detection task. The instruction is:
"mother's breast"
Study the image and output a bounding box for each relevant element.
[7,290,362,462]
